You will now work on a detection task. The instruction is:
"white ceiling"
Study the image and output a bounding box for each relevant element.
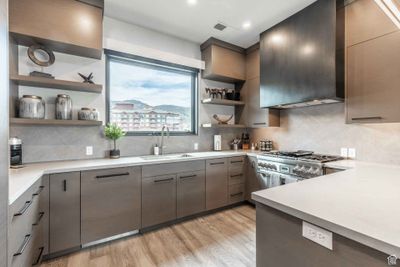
[105,0,317,48]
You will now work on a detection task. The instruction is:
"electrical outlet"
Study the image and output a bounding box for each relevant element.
[194,143,199,151]
[86,146,93,156]
[348,148,356,159]
[340,148,348,158]
[302,221,333,250]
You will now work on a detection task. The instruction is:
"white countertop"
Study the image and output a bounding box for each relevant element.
[252,160,400,256]
[9,150,262,205]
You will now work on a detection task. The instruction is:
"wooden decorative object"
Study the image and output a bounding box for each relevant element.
[213,114,234,124]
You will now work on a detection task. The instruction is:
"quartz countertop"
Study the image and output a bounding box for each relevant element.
[252,160,400,256]
[9,150,263,205]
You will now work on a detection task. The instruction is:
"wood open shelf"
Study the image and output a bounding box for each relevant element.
[10,75,103,94]
[201,98,245,106]
[201,123,247,129]
[10,118,103,126]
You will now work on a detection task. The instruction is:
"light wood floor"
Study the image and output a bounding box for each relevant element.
[41,204,256,267]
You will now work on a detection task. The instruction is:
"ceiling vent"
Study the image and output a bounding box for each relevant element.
[214,23,227,31]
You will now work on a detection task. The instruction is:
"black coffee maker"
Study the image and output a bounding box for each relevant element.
[9,137,23,168]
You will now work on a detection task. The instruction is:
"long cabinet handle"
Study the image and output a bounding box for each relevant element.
[230,192,244,197]
[210,162,225,166]
[32,247,44,266]
[180,174,197,180]
[32,212,45,226]
[253,122,267,126]
[96,172,130,179]
[154,177,174,183]
[351,116,382,121]
[231,160,244,164]
[13,234,31,257]
[32,186,44,197]
[230,174,243,178]
[63,180,67,192]
[14,201,32,217]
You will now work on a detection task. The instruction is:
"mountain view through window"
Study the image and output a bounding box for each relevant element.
[107,56,197,134]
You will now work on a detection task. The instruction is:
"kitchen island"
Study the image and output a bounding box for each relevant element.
[252,160,400,267]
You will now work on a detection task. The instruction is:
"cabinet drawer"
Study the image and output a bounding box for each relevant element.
[177,170,206,218]
[206,158,227,168]
[142,160,205,178]
[142,174,177,228]
[81,167,142,244]
[229,184,245,204]
[229,169,245,185]
[229,156,245,168]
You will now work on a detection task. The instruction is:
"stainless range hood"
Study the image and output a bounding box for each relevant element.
[260,0,344,109]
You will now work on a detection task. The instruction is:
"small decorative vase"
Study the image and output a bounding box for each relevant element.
[78,108,99,121]
[110,149,120,159]
[19,95,45,119]
[55,94,72,120]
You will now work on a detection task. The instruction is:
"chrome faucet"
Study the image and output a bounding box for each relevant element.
[160,125,170,155]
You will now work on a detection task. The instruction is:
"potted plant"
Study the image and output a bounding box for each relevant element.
[104,123,126,159]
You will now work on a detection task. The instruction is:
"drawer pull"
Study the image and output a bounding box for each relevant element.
[180,175,197,180]
[63,180,67,192]
[351,116,382,121]
[32,246,44,266]
[210,162,225,166]
[231,160,243,164]
[13,234,31,257]
[14,201,32,217]
[154,177,174,183]
[253,122,267,125]
[230,174,243,178]
[96,172,130,179]
[230,192,244,197]
[32,186,44,197]
[32,212,45,226]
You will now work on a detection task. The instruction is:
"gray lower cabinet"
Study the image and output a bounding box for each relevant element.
[81,167,142,244]
[142,174,177,228]
[206,158,228,210]
[177,170,206,218]
[49,172,81,254]
[246,156,264,204]
[8,176,48,267]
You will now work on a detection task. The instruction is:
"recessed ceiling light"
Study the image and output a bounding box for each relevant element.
[187,0,197,6]
[242,21,251,29]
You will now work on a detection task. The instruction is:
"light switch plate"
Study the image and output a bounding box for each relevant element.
[302,221,333,250]
[194,143,199,151]
[86,146,93,156]
[340,148,348,158]
[348,148,356,159]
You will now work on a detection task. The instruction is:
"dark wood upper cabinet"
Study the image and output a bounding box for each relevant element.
[346,31,400,123]
[201,38,246,83]
[346,0,399,47]
[259,0,344,108]
[9,0,103,59]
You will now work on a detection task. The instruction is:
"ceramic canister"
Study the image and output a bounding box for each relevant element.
[78,108,99,121]
[19,95,45,119]
[55,94,72,120]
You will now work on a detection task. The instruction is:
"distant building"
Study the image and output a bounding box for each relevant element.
[111,102,186,132]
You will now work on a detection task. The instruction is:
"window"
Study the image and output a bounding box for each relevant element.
[106,51,198,135]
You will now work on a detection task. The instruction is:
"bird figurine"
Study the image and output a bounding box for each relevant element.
[78,72,94,84]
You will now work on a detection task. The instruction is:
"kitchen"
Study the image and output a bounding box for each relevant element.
[1,0,400,266]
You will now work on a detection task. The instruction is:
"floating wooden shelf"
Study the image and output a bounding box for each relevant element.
[201,123,247,129]
[10,75,103,94]
[201,98,245,106]
[10,118,103,126]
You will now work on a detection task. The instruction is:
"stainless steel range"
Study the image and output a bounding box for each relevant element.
[257,150,343,188]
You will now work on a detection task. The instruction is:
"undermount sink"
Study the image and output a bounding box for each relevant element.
[140,154,193,160]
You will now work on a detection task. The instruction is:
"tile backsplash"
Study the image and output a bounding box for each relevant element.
[251,103,400,165]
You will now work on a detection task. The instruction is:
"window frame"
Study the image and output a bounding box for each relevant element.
[105,49,199,136]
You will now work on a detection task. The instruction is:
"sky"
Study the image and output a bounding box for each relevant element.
[109,60,193,107]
